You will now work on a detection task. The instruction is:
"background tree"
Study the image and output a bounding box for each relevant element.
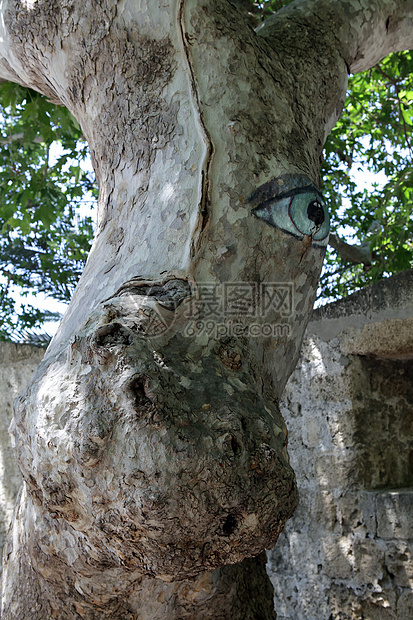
[321,51,413,298]
[0,83,95,340]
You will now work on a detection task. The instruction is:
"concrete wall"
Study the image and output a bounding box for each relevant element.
[0,343,44,554]
[268,270,413,619]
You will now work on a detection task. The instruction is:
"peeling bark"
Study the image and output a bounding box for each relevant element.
[1,0,413,618]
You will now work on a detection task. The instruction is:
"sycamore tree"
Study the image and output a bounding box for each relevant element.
[1,1,413,619]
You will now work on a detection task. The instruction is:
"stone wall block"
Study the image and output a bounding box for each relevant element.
[336,491,377,537]
[352,538,386,584]
[376,490,413,540]
[322,536,357,580]
[269,271,413,619]
[314,454,356,490]
[397,589,413,620]
[385,541,413,588]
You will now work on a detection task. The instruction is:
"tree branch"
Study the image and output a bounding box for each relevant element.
[0,133,44,145]
[257,0,413,75]
[328,232,372,266]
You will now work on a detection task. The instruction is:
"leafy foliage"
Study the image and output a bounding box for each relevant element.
[8,328,52,348]
[0,83,96,340]
[320,52,413,300]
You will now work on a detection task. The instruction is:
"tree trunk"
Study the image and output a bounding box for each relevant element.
[1,0,412,617]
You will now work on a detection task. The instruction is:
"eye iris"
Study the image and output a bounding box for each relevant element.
[307,200,324,227]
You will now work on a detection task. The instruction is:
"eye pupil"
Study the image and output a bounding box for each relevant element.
[307,200,324,227]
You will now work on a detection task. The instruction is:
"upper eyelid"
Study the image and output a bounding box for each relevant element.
[252,187,325,212]
[248,174,324,208]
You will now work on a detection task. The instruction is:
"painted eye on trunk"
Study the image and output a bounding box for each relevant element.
[249,175,330,248]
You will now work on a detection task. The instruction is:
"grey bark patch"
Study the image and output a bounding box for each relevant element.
[93,323,133,348]
[68,25,176,182]
[189,0,345,180]
[5,0,61,53]
[5,1,177,184]
[4,0,64,101]
[109,278,193,310]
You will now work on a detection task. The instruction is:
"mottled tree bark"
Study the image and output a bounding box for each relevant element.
[1,0,413,618]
